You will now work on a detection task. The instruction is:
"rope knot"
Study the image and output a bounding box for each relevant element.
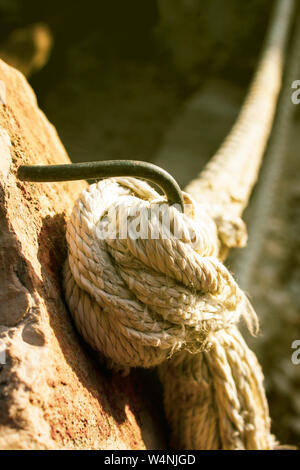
[63,177,257,369]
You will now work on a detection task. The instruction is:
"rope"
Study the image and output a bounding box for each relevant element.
[185,0,294,220]
[234,12,300,289]
[158,327,272,449]
[62,0,295,450]
[63,177,271,449]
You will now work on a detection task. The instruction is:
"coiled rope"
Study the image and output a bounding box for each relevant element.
[63,0,295,450]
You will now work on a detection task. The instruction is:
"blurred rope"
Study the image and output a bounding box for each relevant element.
[233,12,300,290]
[185,0,294,224]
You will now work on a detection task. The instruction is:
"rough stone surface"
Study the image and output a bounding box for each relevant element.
[0,59,165,450]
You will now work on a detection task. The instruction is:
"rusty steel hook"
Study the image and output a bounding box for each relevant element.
[17,160,184,212]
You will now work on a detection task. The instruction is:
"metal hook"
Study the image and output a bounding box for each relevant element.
[17,160,184,212]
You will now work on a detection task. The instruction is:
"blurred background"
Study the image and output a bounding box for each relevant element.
[1,0,299,446]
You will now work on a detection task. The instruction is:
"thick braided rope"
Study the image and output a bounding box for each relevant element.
[234,14,300,289]
[185,0,294,219]
[158,327,273,449]
[155,0,294,449]
[63,177,274,449]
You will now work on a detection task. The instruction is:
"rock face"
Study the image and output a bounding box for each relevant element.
[0,59,164,450]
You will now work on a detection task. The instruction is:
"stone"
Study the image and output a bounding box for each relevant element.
[0,59,165,450]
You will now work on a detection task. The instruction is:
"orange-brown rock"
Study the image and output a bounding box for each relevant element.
[0,59,165,450]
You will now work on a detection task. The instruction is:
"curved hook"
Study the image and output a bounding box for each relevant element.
[17,160,184,212]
